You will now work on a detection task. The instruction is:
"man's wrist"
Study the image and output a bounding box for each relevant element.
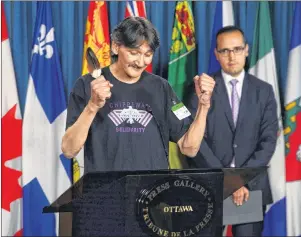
[197,103,209,116]
[87,100,101,114]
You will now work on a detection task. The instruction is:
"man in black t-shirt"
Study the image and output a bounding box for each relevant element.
[61,17,215,173]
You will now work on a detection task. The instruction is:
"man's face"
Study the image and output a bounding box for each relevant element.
[113,41,154,80]
[214,31,249,77]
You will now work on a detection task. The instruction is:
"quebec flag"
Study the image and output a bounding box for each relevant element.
[22,2,72,236]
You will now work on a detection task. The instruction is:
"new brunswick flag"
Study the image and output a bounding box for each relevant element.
[74,1,111,182]
[82,1,111,75]
[168,1,196,169]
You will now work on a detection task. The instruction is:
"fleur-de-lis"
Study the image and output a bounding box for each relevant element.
[32,24,54,59]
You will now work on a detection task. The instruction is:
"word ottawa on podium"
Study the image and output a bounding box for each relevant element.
[43,167,266,237]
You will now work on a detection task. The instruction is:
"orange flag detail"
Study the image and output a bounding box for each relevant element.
[82,1,111,75]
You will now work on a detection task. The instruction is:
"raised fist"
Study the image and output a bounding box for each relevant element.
[89,75,113,110]
[194,73,215,109]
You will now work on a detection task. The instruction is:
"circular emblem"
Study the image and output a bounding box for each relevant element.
[136,176,215,236]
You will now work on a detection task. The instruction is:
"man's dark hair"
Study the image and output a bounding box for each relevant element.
[111,16,160,62]
[216,25,247,48]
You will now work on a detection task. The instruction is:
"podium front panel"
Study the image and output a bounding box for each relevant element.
[70,171,224,236]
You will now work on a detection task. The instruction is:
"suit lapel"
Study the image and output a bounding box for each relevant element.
[235,73,250,133]
[215,72,235,132]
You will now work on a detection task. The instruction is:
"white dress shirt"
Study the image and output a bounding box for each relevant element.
[221,69,245,108]
[221,70,245,167]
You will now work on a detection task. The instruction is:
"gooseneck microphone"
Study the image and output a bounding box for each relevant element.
[145,105,170,169]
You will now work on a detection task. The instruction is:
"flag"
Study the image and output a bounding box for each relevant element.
[248,2,286,236]
[1,4,23,236]
[168,1,197,169]
[82,1,110,75]
[77,1,111,182]
[284,2,301,236]
[205,2,234,235]
[208,1,234,75]
[124,0,152,73]
[125,0,147,18]
[22,2,71,235]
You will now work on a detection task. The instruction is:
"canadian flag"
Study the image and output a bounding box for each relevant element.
[1,4,23,236]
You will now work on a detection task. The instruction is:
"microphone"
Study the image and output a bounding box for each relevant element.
[86,47,102,78]
[145,105,169,169]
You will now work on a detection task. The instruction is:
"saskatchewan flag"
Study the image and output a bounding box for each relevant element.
[248,2,286,236]
[168,1,197,169]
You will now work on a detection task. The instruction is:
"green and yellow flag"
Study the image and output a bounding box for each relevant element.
[168,1,197,169]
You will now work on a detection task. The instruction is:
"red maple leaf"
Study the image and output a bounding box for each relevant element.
[286,111,301,182]
[1,105,22,211]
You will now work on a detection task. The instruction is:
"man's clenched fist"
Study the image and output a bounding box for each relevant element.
[194,73,215,109]
[89,75,113,110]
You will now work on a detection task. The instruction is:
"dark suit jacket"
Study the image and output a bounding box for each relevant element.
[186,71,278,205]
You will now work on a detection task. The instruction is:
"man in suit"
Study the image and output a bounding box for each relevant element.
[187,26,278,236]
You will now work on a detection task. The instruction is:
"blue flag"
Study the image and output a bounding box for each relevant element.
[208,1,234,75]
[22,2,72,236]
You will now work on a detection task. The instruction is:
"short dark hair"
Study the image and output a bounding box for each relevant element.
[111,16,160,62]
[216,25,247,48]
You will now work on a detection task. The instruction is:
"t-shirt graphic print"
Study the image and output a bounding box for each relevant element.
[108,103,153,133]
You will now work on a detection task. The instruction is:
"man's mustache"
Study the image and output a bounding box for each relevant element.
[129,64,145,69]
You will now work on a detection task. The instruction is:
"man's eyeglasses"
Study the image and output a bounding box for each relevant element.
[217,46,246,57]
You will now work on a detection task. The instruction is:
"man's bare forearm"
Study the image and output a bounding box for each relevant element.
[179,104,209,157]
[61,101,99,158]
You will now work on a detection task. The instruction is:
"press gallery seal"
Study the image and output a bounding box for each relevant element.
[136,177,215,237]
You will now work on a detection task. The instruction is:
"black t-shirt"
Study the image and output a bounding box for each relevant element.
[66,66,191,173]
